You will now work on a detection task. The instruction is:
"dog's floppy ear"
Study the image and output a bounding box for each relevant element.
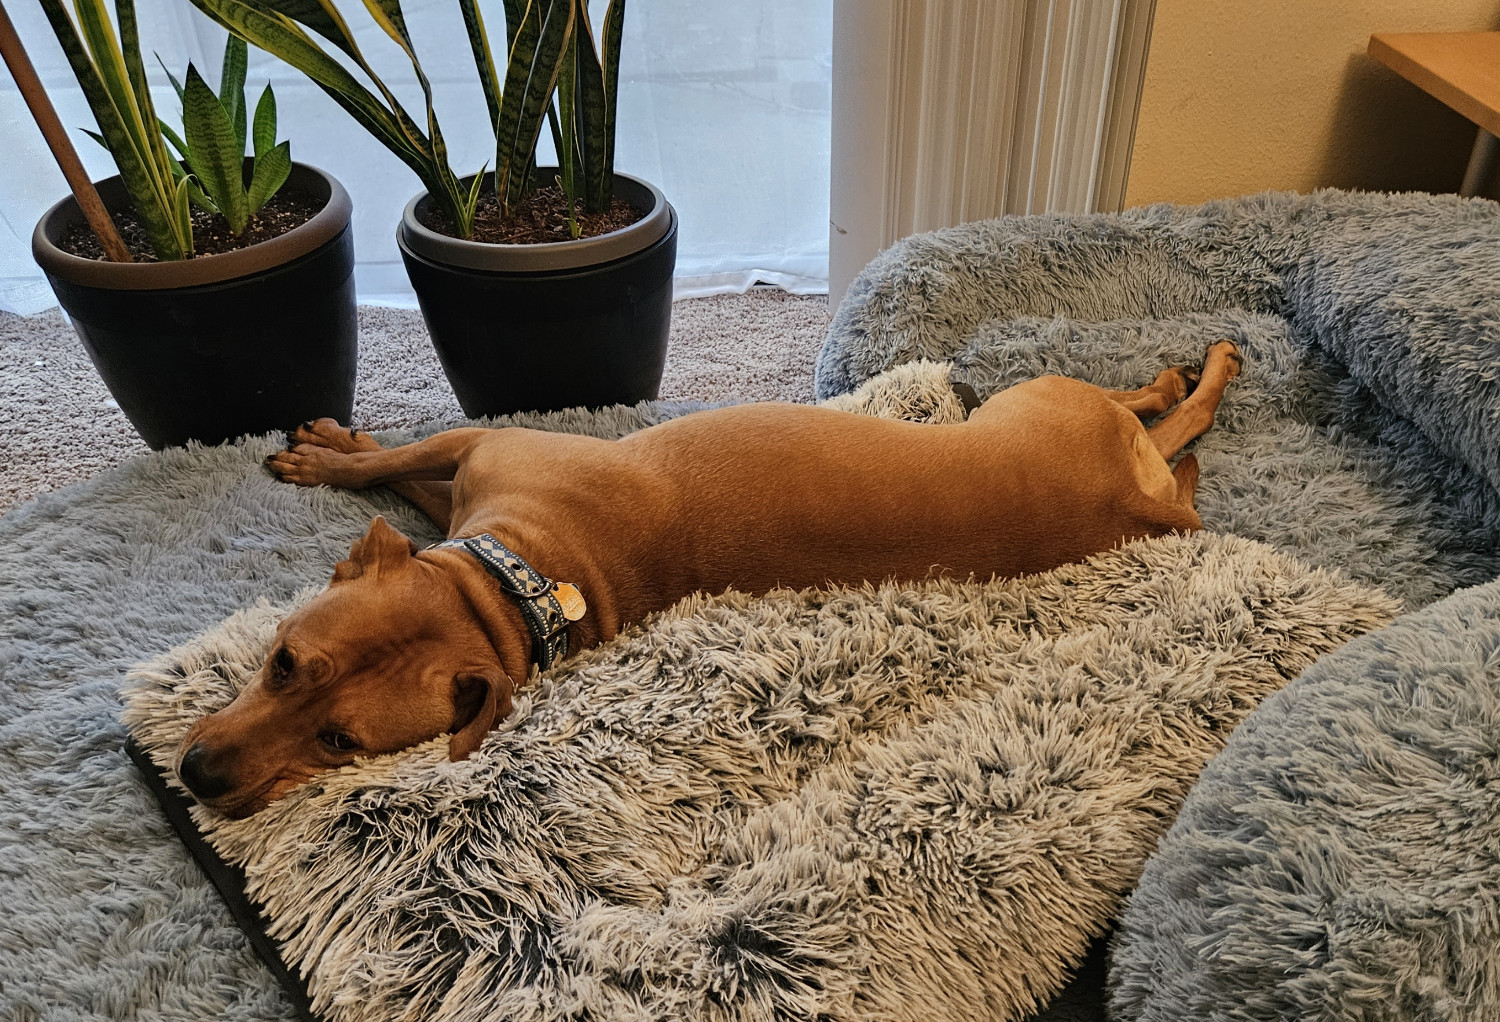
[333,516,417,582]
[448,670,514,761]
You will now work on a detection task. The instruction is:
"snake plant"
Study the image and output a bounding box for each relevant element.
[37,0,294,259]
[38,0,193,259]
[156,36,293,237]
[182,0,626,240]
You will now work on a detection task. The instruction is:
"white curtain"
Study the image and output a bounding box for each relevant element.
[0,0,831,315]
[828,0,1154,306]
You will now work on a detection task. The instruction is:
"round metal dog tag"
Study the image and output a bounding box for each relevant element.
[552,582,587,621]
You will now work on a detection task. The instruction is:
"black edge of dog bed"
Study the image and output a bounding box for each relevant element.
[125,737,320,1022]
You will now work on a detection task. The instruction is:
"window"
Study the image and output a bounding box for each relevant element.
[0,0,832,314]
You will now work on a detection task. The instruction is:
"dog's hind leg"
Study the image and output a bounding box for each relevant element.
[1103,366,1200,418]
[1145,341,1241,459]
[1172,452,1200,508]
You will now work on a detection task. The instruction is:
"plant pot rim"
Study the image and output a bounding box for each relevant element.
[32,161,352,292]
[397,169,673,273]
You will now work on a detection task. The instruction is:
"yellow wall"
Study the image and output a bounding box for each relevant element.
[1124,0,1500,207]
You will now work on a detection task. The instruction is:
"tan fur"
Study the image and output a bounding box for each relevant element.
[175,341,1241,816]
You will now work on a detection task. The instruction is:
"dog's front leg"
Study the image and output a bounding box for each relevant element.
[266,421,493,530]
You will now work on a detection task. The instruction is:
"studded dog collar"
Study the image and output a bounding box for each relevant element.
[432,534,587,670]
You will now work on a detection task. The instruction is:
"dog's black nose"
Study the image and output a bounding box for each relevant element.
[177,742,233,801]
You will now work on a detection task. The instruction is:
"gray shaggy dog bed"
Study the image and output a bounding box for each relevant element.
[122,531,1392,1022]
[4,359,1388,1022]
[816,188,1500,1021]
[1107,576,1500,1021]
[818,189,1500,609]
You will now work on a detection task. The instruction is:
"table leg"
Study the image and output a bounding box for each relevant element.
[1460,127,1499,197]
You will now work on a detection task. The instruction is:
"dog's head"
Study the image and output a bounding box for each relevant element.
[174,517,517,817]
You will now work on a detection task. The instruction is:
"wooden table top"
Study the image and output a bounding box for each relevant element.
[1369,32,1500,138]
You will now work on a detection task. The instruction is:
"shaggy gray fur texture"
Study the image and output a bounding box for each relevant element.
[1108,575,1500,1021]
[816,190,1500,609]
[816,189,1500,1022]
[122,533,1392,1022]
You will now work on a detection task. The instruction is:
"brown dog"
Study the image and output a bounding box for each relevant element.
[175,342,1241,816]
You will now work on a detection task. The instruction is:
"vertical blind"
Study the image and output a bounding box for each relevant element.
[0,0,833,315]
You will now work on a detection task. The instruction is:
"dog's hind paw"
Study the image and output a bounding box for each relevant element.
[1206,339,1243,381]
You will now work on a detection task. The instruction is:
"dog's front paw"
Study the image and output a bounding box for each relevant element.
[265,445,356,488]
[285,418,381,455]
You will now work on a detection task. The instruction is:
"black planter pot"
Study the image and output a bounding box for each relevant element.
[398,171,677,417]
[32,163,357,450]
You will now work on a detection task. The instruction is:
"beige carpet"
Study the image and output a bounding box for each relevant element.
[0,291,829,514]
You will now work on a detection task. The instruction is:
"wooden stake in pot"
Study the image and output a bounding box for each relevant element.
[0,0,132,262]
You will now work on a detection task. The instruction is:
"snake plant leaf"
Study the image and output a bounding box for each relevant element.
[429,122,476,233]
[549,98,572,196]
[168,152,221,212]
[183,62,250,234]
[553,44,577,200]
[500,0,522,47]
[493,0,528,188]
[219,34,249,155]
[467,161,489,207]
[600,0,623,198]
[154,53,186,104]
[88,122,196,217]
[457,0,501,130]
[463,161,488,229]
[570,0,607,212]
[243,0,363,61]
[216,0,433,169]
[115,0,176,182]
[246,140,291,213]
[252,83,277,158]
[244,0,430,159]
[357,0,460,199]
[155,68,219,211]
[496,0,575,208]
[172,174,195,256]
[159,118,216,210]
[350,0,471,228]
[73,0,152,168]
[187,0,465,225]
[186,0,427,176]
[40,0,186,258]
[357,0,414,50]
[500,0,539,189]
[493,0,540,203]
[158,117,190,162]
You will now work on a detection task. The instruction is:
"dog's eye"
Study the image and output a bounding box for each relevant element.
[272,647,295,677]
[318,730,359,753]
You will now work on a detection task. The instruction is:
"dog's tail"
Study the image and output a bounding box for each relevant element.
[1172,453,1200,509]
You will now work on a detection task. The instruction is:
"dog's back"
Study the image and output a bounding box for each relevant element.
[450,387,1199,607]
